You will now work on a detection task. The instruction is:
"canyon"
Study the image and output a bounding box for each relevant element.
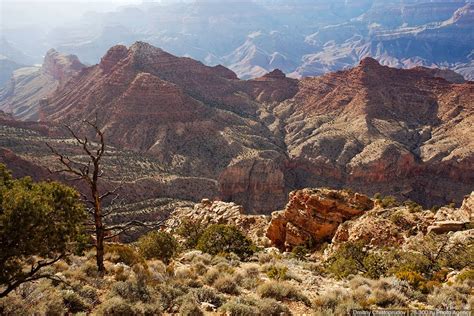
[0,42,472,215]
[2,1,473,80]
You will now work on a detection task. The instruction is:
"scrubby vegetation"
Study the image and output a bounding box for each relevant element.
[0,164,472,314]
[137,231,178,264]
[196,224,255,259]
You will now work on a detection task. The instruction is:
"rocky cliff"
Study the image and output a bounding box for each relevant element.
[265,188,473,252]
[266,188,374,250]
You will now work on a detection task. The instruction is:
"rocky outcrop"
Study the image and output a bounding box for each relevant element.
[38,42,296,213]
[218,158,288,214]
[165,199,270,246]
[428,192,473,234]
[282,57,474,208]
[327,191,473,255]
[413,66,466,84]
[266,188,374,250]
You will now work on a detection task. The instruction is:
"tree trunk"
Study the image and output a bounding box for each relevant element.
[96,222,105,274]
[93,175,105,274]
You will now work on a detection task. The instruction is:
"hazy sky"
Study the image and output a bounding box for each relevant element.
[0,0,144,30]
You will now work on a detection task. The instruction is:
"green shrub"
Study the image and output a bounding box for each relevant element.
[257,281,310,306]
[363,252,388,279]
[386,249,432,277]
[291,245,308,260]
[265,264,288,281]
[137,230,178,264]
[403,200,423,213]
[328,241,366,277]
[395,271,426,289]
[381,196,399,208]
[197,225,254,260]
[175,219,207,249]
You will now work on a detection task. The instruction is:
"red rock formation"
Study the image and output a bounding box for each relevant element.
[266,188,374,250]
[39,42,297,213]
[42,49,85,83]
[24,43,474,212]
[282,57,474,207]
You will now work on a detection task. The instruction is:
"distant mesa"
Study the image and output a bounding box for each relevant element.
[0,49,85,121]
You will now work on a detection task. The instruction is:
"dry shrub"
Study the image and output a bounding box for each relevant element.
[191,286,224,307]
[214,275,240,295]
[368,289,408,308]
[220,296,290,316]
[63,290,89,313]
[203,267,220,285]
[95,296,136,315]
[179,295,204,316]
[257,281,310,306]
[427,284,471,310]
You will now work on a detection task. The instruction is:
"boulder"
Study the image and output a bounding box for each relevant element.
[266,188,374,250]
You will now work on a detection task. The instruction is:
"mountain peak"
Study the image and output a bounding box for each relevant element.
[358,57,381,69]
[129,41,165,55]
[100,45,128,73]
[263,69,286,79]
[42,49,84,81]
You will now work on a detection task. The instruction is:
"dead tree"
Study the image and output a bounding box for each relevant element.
[46,119,160,274]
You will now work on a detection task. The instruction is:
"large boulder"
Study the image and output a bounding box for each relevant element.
[266,188,374,250]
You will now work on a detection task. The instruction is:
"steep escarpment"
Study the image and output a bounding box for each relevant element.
[0,49,85,121]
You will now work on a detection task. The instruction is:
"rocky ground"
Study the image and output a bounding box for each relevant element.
[0,187,472,315]
[0,189,474,315]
